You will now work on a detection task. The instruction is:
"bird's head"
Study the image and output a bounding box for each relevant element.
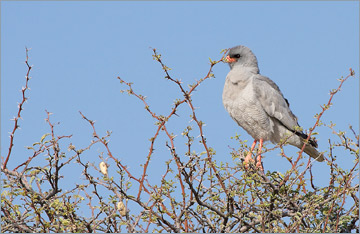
[225,45,259,72]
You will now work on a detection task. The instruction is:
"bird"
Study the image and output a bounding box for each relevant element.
[222,45,324,170]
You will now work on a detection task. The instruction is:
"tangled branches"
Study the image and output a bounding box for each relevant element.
[1,48,358,232]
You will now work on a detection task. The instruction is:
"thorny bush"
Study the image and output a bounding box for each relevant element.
[1,48,359,232]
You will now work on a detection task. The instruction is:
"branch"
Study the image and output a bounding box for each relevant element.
[3,47,33,170]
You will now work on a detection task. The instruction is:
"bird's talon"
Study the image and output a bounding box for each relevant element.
[256,162,264,171]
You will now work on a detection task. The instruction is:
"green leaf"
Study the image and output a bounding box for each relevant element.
[40,133,50,143]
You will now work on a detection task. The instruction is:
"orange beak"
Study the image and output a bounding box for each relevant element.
[225,55,237,63]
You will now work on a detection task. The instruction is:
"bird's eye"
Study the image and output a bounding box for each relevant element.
[233,54,241,58]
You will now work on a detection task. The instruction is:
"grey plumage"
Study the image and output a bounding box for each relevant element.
[222,45,324,162]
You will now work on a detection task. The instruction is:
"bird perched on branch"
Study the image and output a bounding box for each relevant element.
[222,45,324,170]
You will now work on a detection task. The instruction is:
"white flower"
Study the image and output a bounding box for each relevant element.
[117,201,126,216]
[99,162,108,175]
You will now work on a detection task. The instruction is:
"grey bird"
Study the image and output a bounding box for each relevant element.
[222,45,324,170]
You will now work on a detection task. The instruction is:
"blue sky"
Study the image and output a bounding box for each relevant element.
[1,0,359,214]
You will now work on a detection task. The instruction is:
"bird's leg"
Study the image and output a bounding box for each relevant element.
[244,140,257,168]
[256,139,264,171]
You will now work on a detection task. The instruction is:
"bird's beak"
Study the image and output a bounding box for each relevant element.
[225,55,237,63]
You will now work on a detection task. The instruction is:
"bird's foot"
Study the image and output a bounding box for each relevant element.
[255,154,264,171]
[244,153,264,171]
[255,161,264,171]
[243,159,255,169]
[244,152,255,169]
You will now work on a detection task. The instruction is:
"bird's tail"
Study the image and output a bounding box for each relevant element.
[303,144,324,162]
[289,132,324,162]
[292,131,324,162]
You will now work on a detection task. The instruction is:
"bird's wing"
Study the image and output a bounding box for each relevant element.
[253,75,299,131]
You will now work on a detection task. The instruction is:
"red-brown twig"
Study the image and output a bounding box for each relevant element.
[152,48,229,193]
[79,111,149,195]
[3,48,33,170]
[280,68,356,187]
[118,49,229,200]
[298,68,355,161]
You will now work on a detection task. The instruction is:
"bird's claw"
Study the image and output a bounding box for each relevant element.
[256,161,264,171]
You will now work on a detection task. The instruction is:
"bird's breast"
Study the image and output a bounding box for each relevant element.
[222,76,273,141]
